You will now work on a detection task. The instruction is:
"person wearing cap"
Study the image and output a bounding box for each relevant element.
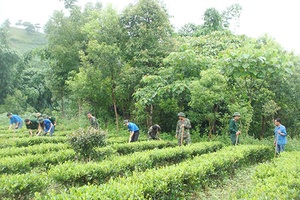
[175,112,191,146]
[123,120,140,143]
[43,114,57,132]
[229,112,242,145]
[87,112,99,130]
[7,113,23,130]
[148,124,161,140]
[24,119,41,136]
[38,117,54,136]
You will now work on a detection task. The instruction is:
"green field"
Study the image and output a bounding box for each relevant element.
[0,123,299,200]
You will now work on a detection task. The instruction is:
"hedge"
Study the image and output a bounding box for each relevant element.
[0,143,70,158]
[48,142,223,186]
[234,151,300,199]
[36,145,273,199]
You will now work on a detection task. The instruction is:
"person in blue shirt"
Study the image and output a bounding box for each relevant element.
[38,118,54,136]
[7,113,23,130]
[274,118,287,154]
[123,120,139,142]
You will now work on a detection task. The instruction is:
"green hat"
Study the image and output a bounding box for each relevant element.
[233,112,241,117]
[123,120,129,125]
[177,112,185,117]
[38,117,44,123]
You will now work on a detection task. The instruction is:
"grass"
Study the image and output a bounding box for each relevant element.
[189,163,258,200]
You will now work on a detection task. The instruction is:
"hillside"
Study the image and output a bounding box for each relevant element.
[7,26,47,54]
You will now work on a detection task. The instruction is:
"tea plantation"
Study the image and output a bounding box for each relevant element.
[0,125,299,200]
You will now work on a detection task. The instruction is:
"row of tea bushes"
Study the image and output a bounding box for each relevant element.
[48,142,223,186]
[0,149,76,174]
[0,142,222,199]
[39,145,273,199]
[0,143,70,158]
[0,140,179,175]
[0,136,68,148]
[234,151,300,199]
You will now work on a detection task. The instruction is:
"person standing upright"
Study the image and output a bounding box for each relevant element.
[87,112,99,130]
[175,112,191,146]
[274,118,287,154]
[124,120,140,143]
[7,113,23,130]
[229,112,242,145]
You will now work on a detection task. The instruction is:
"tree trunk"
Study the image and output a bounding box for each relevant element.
[260,115,265,140]
[61,89,65,118]
[111,90,119,131]
[149,104,153,126]
[78,98,82,127]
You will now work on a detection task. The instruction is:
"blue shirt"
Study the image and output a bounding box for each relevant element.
[274,124,287,145]
[10,115,22,124]
[127,122,139,132]
[43,119,53,132]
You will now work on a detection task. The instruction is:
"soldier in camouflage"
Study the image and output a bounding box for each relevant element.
[175,112,191,146]
[229,112,241,145]
[87,112,99,130]
[148,124,161,140]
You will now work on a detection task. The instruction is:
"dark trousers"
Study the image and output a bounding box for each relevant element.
[130,130,140,142]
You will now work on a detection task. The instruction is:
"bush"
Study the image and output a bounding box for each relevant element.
[68,128,107,162]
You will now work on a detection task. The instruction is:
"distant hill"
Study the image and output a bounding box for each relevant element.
[7,26,47,55]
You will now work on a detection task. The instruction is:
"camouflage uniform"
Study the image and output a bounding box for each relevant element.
[148,124,161,140]
[176,113,191,146]
[89,116,99,130]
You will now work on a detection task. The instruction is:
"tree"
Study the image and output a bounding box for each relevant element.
[221,3,242,31]
[44,5,91,116]
[121,0,174,70]
[221,35,295,136]
[79,5,124,130]
[203,8,223,33]
[178,23,202,37]
[178,4,242,36]
[0,45,20,104]
[190,68,228,138]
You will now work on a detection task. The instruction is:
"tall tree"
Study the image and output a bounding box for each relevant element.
[0,23,20,104]
[190,68,228,138]
[121,0,174,70]
[80,5,124,129]
[44,4,98,116]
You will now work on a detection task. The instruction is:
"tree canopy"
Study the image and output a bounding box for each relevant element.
[0,1,299,139]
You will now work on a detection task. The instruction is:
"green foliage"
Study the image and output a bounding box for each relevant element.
[0,149,75,174]
[0,143,69,158]
[0,89,29,114]
[190,68,228,137]
[41,145,272,199]
[48,142,222,187]
[0,172,49,200]
[0,45,20,104]
[121,0,174,69]
[0,136,68,148]
[7,27,47,55]
[235,151,300,199]
[68,128,107,161]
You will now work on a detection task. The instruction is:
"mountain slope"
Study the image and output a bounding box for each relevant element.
[8,26,47,54]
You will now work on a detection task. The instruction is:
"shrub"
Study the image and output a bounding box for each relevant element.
[68,128,107,162]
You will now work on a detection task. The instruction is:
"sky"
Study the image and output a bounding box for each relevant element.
[0,0,299,54]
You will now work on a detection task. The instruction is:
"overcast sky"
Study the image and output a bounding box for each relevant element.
[0,0,299,54]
